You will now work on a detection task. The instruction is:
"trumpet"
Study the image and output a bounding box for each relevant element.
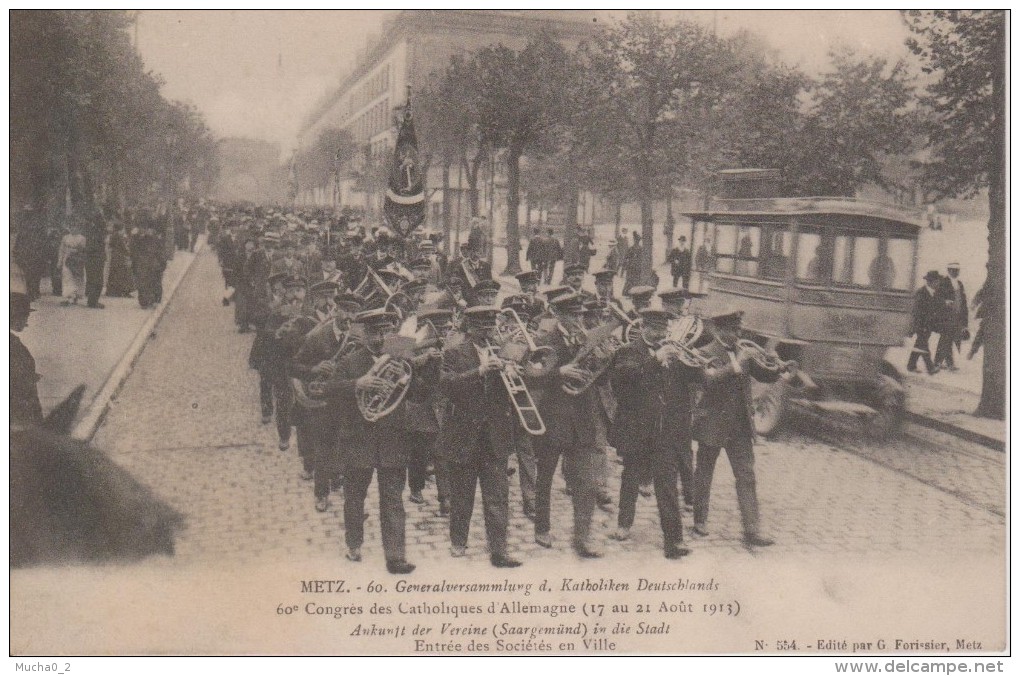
[478,339,546,436]
[737,339,798,375]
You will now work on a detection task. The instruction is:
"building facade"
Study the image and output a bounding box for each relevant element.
[295,10,597,213]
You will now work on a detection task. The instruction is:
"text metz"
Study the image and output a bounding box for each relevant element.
[301,580,348,593]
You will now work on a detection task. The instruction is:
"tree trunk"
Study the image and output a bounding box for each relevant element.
[441,161,452,257]
[464,152,484,218]
[664,187,675,247]
[975,161,1005,419]
[614,201,622,239]
[524,192,532,239]
[563,188,579,266]
[502,145,523,275]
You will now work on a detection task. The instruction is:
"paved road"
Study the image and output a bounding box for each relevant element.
[92,248,1006,567]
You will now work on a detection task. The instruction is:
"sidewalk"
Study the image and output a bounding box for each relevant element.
[885,340,1005,445]
[20,237,205,435]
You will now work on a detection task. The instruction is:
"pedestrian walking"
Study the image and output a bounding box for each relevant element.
[934,262,968,371]
[666,236,692,289]
[907,270,943,375]
[58,222,87,306]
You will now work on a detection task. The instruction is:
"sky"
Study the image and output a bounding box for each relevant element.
[136,10,915,153]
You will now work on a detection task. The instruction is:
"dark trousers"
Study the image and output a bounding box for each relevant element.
[534,440,598,547]
[542,261,556,285]
[312,424,341,500]
[513,435,537,511]
[617,456,684,549]
[259,374,293,443]
[907,331,936,372]
[85,253,105,306]
[671,271,691,290]
[294,416,315,473]
[693,437,761,536]
[406,431,436,494]
[344,466,406,562]
[448,444,510,556]
[934,329,957,368]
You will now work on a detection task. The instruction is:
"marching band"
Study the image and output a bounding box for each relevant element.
[215,204,795,575]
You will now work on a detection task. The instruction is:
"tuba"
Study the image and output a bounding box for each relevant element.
[356,354,413,421]
[560,316,626,396]
[354,317,438,421]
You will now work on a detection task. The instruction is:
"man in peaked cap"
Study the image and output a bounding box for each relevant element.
[562,263,595,304]
[690,310,788,548]
[438,306,523,568]
[658,287,707,317]
[469,278,501,307]
[593,269,616,303]
[317,309,416,575]
[290,288,361,506]
[609,308,699,558]
[529,292,605,558]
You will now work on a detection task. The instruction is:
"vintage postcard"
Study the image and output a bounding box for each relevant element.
[8,9,1007,662]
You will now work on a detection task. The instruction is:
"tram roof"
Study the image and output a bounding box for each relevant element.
[682,197,925,231]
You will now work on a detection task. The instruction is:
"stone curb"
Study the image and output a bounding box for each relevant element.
[71,236,207,441]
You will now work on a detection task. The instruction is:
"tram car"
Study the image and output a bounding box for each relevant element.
[683,170,923,438]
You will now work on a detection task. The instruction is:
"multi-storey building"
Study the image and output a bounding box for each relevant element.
[295,10,597,212]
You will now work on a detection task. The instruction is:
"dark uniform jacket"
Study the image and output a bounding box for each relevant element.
[320,347,411,470]
[609,340,700,460]
[529,320,601,449]
[692,338,780,448]
[11,332,43,425]
[438,338,517,464]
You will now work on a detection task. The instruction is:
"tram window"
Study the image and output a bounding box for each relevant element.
[734,226,760,277]
[851,237,880,287]
[714,224,737,273]
[833,235,855,285]
[796,231,827,282]
[715,224,760,276]
[762,228,791,280]
[693,222,713,271]
[884,238,914,290]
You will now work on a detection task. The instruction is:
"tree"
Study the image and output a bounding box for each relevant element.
[903,10,1006,419]
[582,14,731,285]
[792,49,916,196]
[472,34,574,274]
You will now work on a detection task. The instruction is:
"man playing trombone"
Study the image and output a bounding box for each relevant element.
[439,306,524,568]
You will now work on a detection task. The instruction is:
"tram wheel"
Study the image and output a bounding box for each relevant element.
[752,380,787,436]
[870,374,905,439]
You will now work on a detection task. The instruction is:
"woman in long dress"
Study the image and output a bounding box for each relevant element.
[57,224,86,305]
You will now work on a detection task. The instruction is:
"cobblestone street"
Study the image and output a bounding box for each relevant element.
[89,248,1005,567]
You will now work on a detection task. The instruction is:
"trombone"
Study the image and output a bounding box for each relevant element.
[479,323,547,436]
[495,307,557,378]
